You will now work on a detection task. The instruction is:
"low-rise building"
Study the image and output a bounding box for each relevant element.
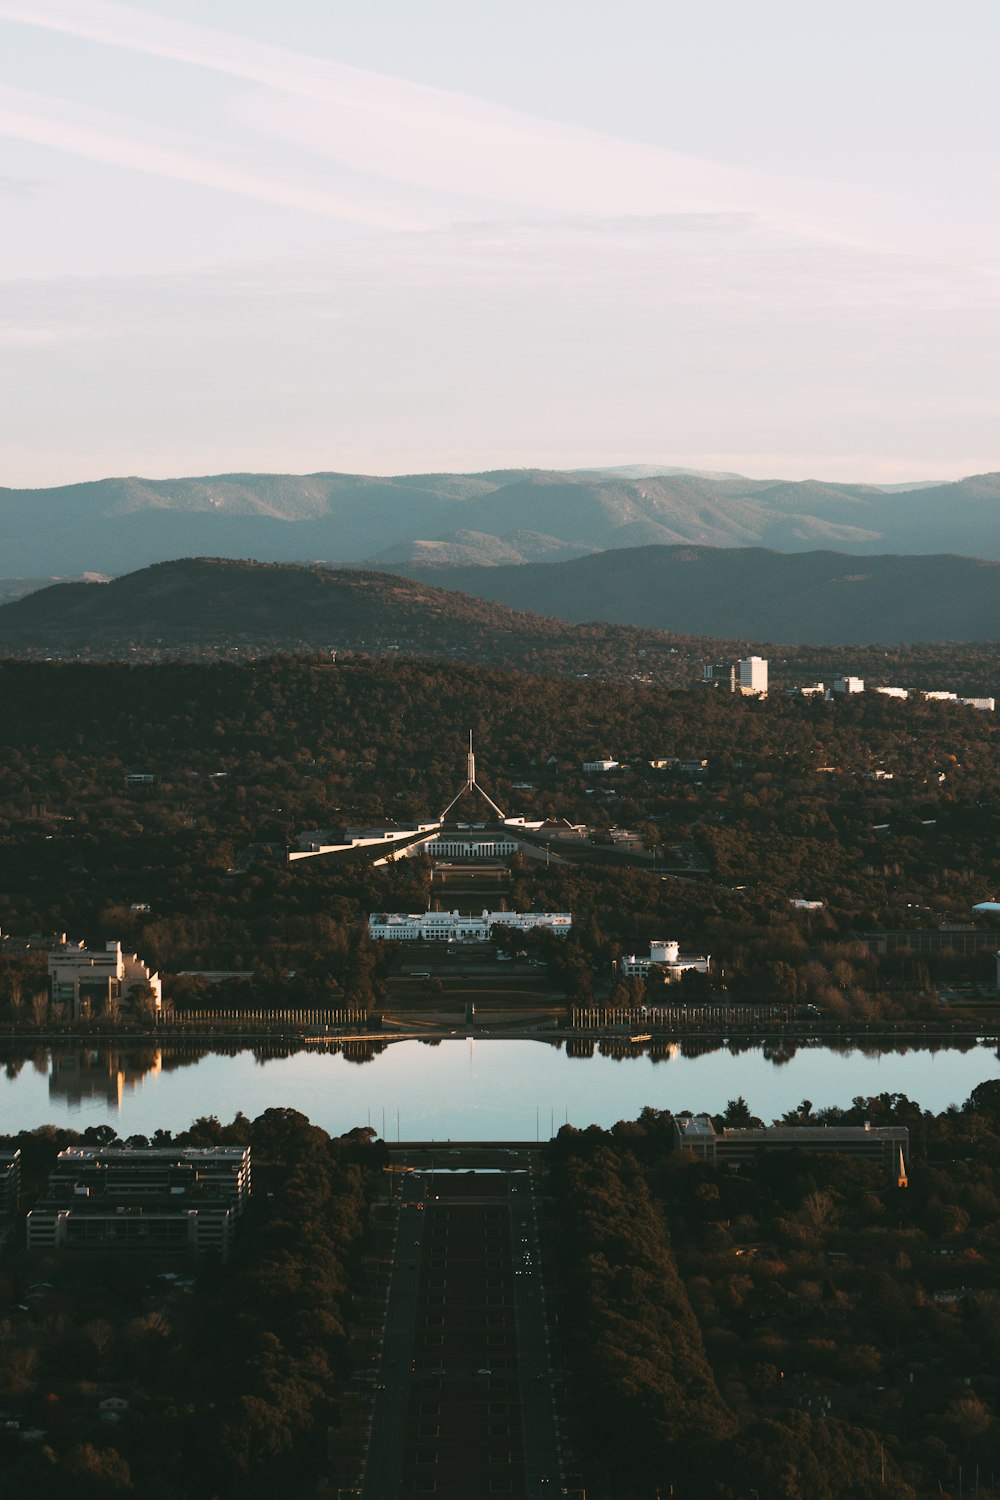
[674,1116,909,1177]
[26,1146,251,1261]
[619,939,710,981]
[703,663,736,690]
[582,759,619,773]
[48,936,162,1021]
[833,676,865,694]
[369,910,572,942]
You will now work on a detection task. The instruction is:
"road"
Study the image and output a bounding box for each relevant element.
[355,1148,563,1499]
[360,1196,426,1499]
[509,1159,564,1496]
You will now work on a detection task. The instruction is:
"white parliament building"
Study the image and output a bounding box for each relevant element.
[369,910,572,943]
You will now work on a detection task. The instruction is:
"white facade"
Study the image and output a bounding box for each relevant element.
[874,686,909,699]
[369,910,572,942]
[582,759,619,772]
[422,833,519,858]
[48,937,162,1020]
[619,939,710,981]
[959,697,995,711]
[833,676,865,694]
[738,656,768,695]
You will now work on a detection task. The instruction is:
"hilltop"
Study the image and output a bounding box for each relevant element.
[0,557,730,682]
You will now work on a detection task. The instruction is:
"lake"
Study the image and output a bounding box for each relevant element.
[1,1037,998,1139]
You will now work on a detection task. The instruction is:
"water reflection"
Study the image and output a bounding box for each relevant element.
[48,1047,161,1110]
[0,1037,995,1140]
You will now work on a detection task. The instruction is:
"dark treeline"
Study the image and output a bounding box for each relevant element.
[551,1083,1000,1499]
[0,1110,385,1499]
[552,1140,736,1486]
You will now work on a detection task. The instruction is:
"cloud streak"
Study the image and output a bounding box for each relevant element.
[0,84,429,230]
[0,0,876,242]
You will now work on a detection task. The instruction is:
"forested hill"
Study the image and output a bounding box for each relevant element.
[2,559,999,696]
[399,545,1000,645]
[0,556,737,682]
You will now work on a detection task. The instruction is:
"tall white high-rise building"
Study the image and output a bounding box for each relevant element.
[738,656,768,696]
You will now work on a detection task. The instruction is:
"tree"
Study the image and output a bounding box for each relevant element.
[62,1443,134,1493]
[721,1096,763,1128]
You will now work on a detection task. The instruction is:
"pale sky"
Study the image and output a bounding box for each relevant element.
[1,0,999,487]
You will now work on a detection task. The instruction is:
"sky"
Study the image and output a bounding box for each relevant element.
[1,0,998,487]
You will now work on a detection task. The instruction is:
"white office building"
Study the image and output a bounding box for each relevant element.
[619,939,710,981]
[369,910,572,943]
[738,657,768,696]
[833,676,865,695]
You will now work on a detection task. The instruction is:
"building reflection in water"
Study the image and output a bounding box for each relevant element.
[49,1048,162,1112]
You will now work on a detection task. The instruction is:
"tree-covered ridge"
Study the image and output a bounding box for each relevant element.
[551,1141,735,1487]
[0,1109,384,1499]
[1,557,999,690]
[552,1088,1000,1498]
[402,544,1000,645]
[0,557,747,681]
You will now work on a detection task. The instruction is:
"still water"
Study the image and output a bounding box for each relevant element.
[1,1039,998,1139]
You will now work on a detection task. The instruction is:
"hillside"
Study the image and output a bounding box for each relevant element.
[400,545,1000,645]
[0,557,735,682]
[2,466,999,576]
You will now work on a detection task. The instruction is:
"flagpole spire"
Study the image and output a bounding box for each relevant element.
[440,729,507,821]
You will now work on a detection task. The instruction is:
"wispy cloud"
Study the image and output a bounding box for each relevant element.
[0,84,428,230]
[0,0,872,241]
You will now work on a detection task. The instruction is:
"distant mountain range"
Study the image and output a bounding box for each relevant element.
[0,549,997,654]
[2,466,999,577]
